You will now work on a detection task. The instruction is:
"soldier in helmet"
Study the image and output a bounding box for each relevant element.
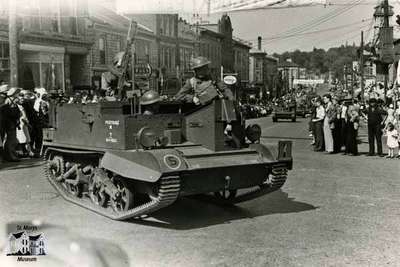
[175,56,233,105]
[140,90,161,115]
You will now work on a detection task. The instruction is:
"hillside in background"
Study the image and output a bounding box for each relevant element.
[272,45,359,80]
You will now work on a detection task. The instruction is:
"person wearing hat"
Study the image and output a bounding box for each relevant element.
[365,98,385,156]
[174,56,233,105]
[16,90,35,157]
[30,87,49,155]
[140,90,161,115]
[2,87,22,161]
[312,96,325,152]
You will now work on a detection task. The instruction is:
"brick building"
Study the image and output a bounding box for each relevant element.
[125,14,180,95]
[177,18,196,82]
[249,37,267,98]
[198,15,251,99]
[265,55,278,98]
[0,0,158,93]
[233,37,250,89]
[87,4,156,91]
[278,58,301,92]
[198,26,223,80]
[0,0,91,91]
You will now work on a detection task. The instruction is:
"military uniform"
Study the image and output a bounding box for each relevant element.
[175,76,233,104]
[175,57,233,105]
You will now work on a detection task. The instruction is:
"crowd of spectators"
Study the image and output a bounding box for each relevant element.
[309,85,400,158]
[0,82,49,162]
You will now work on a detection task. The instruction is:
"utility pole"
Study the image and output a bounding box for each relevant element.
[344,65,348,92]
[383,0,389,102]
[360,31,364,101]
[9,0,18,87]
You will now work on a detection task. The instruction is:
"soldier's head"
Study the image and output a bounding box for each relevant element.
[190,57,211,79]
[140,90,161,115]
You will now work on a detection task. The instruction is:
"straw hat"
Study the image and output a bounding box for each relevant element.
[21,89,36,100]
[34,87,48,96]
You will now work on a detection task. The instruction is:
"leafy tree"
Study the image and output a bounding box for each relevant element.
[273,45,359,81]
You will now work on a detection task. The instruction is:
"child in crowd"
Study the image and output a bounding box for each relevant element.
[385,122,398,159]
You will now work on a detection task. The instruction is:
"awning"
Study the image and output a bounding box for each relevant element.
[65,46,88,55]
[20,43,65,53]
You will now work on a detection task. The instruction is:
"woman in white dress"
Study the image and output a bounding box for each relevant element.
[323,94,334,153]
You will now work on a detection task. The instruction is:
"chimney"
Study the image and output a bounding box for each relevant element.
[258,36,262,50]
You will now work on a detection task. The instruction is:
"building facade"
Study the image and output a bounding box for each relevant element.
[198,27,223,80]
[233,38,250,87]
[249,38,267,98]
[265,55,278,98]
[278,59,301,92]
[0,0,91,92]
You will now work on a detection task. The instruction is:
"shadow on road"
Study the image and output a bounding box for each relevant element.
[262,135,311,141]
[0,158,44,171]
[129,190,318,230]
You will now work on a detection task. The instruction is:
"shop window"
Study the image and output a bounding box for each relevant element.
[0,42,9,71]
[99,38,106,65]
[41,63,64,91]
[164,47,169,68]
[169,17,173,36]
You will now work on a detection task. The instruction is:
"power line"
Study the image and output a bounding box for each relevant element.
[278,0,364,37]
[315,23,371,47]
[246,18,372,42]
[211,0,380,13]
[265,22,371,46]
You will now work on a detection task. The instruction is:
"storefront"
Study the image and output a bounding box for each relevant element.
[0,40,9,83]
[20,43,65,91]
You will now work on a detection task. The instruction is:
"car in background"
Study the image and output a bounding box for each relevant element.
[272,102,297,122]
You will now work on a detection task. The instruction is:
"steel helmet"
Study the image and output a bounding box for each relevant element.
[140,90,161,105]
[190,56,211,70]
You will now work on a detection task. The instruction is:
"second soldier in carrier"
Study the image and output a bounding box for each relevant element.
[175,57,233,105]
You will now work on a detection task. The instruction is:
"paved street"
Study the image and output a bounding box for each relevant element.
[1,117,399,267]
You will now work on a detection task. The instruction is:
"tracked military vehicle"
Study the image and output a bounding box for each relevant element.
[43,19,292,221]
[43,98,293,220]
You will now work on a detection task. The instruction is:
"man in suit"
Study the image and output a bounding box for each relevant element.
[366,98,385,156]
[2,87,21,162]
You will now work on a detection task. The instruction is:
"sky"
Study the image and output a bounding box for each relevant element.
[113,0,400,54]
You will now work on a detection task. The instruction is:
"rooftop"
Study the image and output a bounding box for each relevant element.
[29,234,43,241]
[89,4,154,33]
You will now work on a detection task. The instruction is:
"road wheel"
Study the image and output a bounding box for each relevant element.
[272,117,277,122]
[48,155,64,182]
[111,177,134,213]
[88,171,108,207]
[292,117,296,122]
[66,183,83,198]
